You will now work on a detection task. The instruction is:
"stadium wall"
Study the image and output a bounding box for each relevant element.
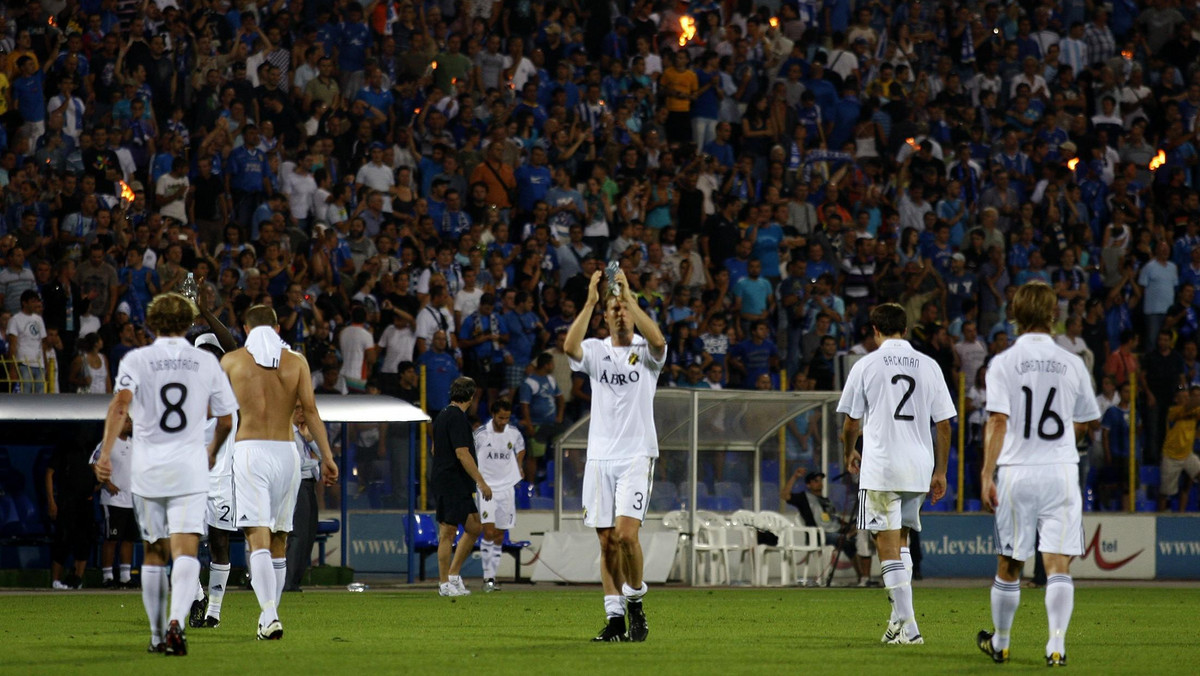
[920,514,1199,580]
[335,512,1199,581]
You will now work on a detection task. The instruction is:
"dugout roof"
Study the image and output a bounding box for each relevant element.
[556,388,840,453]
[0,394,431,423]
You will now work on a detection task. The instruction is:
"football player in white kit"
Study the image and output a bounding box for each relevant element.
[93,294,238,656]
[473,398,525,592]
[222,305,338,641]
[838,303,956,646]
[193,331,239,629]
[977,282,1100,667]
[89,415,137,588]
[565,268,666,643]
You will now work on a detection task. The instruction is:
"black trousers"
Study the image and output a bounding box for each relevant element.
[51,497,94,566]
[286,478,318,590]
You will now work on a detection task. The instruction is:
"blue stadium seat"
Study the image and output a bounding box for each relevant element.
[965,499,982,512]
[0,494,19,536]
[759,483,780,510]
[514,481,534,510]
[12,494,44,535]
[714,481,743,503]
[562,494,583,511]
[529,496,554,510]
[537,481,554,498]
[760,459,779,483]
[649,481,678,511]
[403,513,438,549]
[1135,498,1156,512]
[1140,466,1160,488]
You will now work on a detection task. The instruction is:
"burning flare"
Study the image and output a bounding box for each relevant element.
[905,137,919,150]
[770,17,779,28]
[1067,158,1080,171]
[119,180,135,203]
[1149,149,1167,171]
[679,16,696,47]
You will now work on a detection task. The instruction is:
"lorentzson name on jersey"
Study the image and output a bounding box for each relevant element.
[882,355,920,368]
[1015,359,1068,375]
[147,357,202,372]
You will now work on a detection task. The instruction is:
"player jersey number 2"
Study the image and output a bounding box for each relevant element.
[1021,385,1064,440]
[891,375,916,421]
[159,383,188,433]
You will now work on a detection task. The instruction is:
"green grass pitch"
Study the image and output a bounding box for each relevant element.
[0,585,1192,674]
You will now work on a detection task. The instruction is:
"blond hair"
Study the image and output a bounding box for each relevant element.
[1011,281,1057,334]
[146,293,197,336]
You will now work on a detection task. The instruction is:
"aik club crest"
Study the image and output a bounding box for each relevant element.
[628,353,639,366]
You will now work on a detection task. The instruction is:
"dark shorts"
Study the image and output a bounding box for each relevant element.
[434,482,478,527]
[103,505,139,542]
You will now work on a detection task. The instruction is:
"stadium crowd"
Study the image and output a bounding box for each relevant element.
[7,0,1200,517]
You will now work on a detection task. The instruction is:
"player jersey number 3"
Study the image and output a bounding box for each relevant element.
[158,383,188,433]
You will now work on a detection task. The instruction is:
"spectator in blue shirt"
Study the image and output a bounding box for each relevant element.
[518,352,563,480]
[515,146,553,213]
[502,289,543,391]
[733,259,775,334]
[702,121,736,170]
[416,329,460,412]
[226,125,272,226]
[337,2,371,95]
[729,320,779,389]
[723,239,753,288]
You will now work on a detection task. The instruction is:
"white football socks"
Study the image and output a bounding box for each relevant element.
[249,550,278,625]
[103,567,114,582]
[141,565,167,644]
[119,564,131,584]
[1045,574,1074,657]
[273,557,287,609]
[207,563,231,620]
[480,541,498,579]
[621,581,648,602]
[882,560,917,637]
[991,577,1022,650]
[889,547,914,622]
[603,595,625,619]
[169,556,201,626]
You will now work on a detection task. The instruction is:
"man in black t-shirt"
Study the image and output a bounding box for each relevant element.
[431,377,492,597]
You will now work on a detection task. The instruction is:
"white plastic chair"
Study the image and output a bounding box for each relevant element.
[692,511,732,585]
[783,526,825,586]
[753,511,793,586]
[661,510,691,582]
[727,509,762,585]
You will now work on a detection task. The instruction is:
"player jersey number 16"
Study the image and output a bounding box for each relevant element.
[1021,386,1063,440]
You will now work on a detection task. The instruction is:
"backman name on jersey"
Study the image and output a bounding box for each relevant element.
[597,368,641,385]
[882,355,920,368]
[148,357,202,373]
[1016,359,1068,375]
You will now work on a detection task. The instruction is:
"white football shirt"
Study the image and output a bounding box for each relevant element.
[985,333,1100,466]
[204,409,239,478]
[837,339,957,492]
[474,420,525,487]
[568,334,666,460]
[6,312,46,367]
[90,437,133,508]
[115,337,239,498]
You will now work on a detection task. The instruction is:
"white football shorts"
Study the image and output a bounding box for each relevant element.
[993,463,1084,561]
[133,492,206,542]
[583,456,655,529]
[233,440,300,532]
[206,473,237,532]
[477,487,517,530]
[857,489,925,533]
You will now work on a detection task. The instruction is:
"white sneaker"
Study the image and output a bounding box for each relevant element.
[438,582,469,597]
[52,580,71,590]
[452,577,470,595]
[881,619,903,643]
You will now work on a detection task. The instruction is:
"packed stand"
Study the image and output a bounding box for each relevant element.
[3,0,1200,512]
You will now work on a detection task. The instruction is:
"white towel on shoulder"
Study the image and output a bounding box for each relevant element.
[245,325,289,369]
